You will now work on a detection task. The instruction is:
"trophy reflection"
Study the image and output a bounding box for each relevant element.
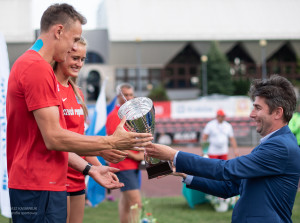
[118,97,173,179]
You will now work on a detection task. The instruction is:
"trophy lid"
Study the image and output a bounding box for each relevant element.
[118,97,153,121]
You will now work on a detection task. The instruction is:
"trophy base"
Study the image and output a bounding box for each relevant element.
[146,161,173,179]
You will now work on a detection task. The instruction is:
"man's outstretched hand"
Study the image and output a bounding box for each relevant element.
[145,143,177,161]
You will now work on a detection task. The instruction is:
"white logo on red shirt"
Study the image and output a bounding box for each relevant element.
[62,98,67,102]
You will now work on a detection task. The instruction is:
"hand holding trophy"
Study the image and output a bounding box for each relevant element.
[118,96,173,179]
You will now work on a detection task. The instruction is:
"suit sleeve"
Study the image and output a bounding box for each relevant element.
[187,176,241,198]
[176,137,288,181]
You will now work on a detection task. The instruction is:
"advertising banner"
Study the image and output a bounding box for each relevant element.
[0,32,11,218]
[171,96,252,119]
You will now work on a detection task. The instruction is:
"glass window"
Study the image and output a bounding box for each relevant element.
[178,67,186,76]
[86,70,100,101]
[150,69,161,79]
[165,78,175,88]
[128,69,136,78]
[141,79,148,91]
[189,67,197,75]
[178,79,187,88]
[165,68,173,77]
[151,79,160,88]
[139,68,148,78]
[116,69,125,79]
[128,79,136,89]
[115,80,123,88]
[86,52,104,64]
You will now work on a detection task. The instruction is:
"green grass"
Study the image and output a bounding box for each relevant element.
[1,193,300,223]
[83,196,233,223]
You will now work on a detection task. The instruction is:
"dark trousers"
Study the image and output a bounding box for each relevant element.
[9,189,67,223]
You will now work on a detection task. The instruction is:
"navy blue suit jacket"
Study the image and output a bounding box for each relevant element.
[176,126,300,223]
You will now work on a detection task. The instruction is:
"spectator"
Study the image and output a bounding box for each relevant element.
[288,103,300,146]
[157,132,172,145]
[106,83,144,223]
[202,109,239,159]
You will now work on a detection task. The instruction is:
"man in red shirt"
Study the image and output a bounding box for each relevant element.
[6,4,152,223]
[106,83,144,223]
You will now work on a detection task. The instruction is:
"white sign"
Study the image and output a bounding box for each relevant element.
[0,32,11,218]
[171,96,252,119]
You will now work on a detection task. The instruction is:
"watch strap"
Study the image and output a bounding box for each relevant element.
[82,163,92,175]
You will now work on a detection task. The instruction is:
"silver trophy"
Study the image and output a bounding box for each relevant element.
[118,97,173,179]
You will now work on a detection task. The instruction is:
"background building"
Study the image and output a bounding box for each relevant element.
[2,0,299,145]
[81,0,300,102]
[2,0,300,102]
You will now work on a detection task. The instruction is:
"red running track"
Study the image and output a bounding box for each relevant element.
[107,146,254,200]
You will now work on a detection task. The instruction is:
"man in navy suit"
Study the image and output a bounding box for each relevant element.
[146,75,300,223]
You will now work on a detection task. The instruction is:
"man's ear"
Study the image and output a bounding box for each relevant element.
[274,107,284,120]
[54,24,64,39]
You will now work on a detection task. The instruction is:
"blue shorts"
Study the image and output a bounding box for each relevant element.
[116,169,141,192]
[67,189,85,196]
[9,189,67,223]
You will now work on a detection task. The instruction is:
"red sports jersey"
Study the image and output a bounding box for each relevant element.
[58,82,86,192]
[106,106,140,171]
[6,50,68,191]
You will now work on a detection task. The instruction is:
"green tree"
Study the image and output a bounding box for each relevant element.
[204,41,234,95]
[147,84,169,101]
[232,78,251,95]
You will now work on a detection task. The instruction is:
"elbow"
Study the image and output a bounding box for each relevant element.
[44,140,56,151]
[43,137,61,151]
[41,129,66,151]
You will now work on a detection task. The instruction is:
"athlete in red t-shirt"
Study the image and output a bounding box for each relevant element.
[106,84,144,223]
[54,38,97,223]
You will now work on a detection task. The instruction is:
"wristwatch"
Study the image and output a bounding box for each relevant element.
[82,163,92,175]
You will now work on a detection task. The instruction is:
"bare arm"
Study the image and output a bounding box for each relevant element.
[98,150,128,163]
[85,156,102,166]
[68,152,92,172]
[126,151,144,161]
[79,149,128,164]
[68,153,124,189]
[33,106,153,153]
[202,134,208,142]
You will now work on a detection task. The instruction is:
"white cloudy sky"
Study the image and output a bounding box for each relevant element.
[31,0,103,29]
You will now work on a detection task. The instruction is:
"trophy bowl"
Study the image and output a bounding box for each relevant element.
[118,97,173,179]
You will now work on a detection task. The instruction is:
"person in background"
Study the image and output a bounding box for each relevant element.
[145,75,300,223]
[106,83,144,223]
[157,131,172,145]
[54,37,128,223]
[6,4,152,222]
[288,103,300,147]
[202,109,239,159]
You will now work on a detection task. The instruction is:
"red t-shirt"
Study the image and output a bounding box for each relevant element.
[58,82,86,192]
[6,50,68,191]
[106,105,140,171]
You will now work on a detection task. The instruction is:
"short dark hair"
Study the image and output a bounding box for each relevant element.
[249,74,296,122]
[40,3,87,33]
